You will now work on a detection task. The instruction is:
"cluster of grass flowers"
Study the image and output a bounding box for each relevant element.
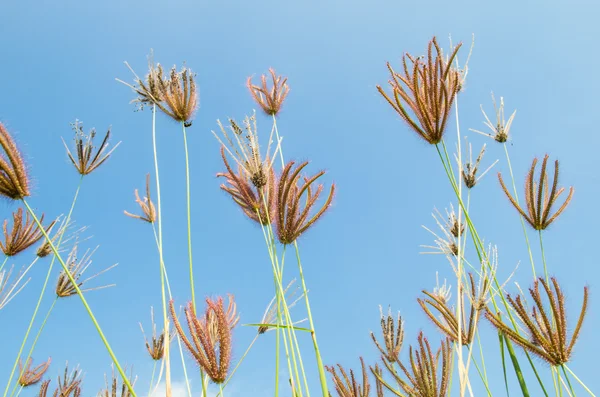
[0,34,595,397]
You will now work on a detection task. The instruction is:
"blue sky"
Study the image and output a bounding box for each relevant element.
[0,0,599,395]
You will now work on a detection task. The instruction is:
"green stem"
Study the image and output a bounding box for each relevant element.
[538,231,550,281]
[22,199,135,396]
[148,361,157,397]
[292,243,328,397]
[181,122,196,314]
[0,257,8,273]
[564,365,595,397]
[560,366,577,397]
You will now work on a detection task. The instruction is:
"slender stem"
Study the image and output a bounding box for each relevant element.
[564,365,595,397]
[181,122,196,314]
[560,365,577,397]
[538,231,550,281]
[148,361,157,397]
[151,105,173,397]
[292,243,328,397]
[22,199,135,396]
[0,257,8,273]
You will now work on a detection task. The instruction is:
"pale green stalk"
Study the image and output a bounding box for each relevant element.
[0,257,8,273]
[560,366,577,397]
[564,365,595,397]
[538,231,550,281]
[181,122,196,314]
[503,144,537,277]
[7,177,83,397]
[22,199,135,396]
[148,361,158,397]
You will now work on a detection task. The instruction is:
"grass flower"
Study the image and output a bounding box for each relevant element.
[498,154,574,230]
[139,307,170,360]
[421,207,460,257]
[276,160,335,244]
[370,306,404,363]
[217,146,275,225]
[0,122,30,199]
[470,93,516,143]
[1,208,56,256]
[124,174,156,223]
[377,37,462,144]
[325,357,370,397]
[99,366,137,397]
[156,64,198,125]
[257,279,304,334]
[38,364,83,397]
[485,277,588,366]
[63,120,120,176]
[457,141,496,189]
[55,245,117,298]
[374,332,452,397]
[121,52,164,110]
[18,357,51,387]
[170,296,237,384]
[247,68,290,116]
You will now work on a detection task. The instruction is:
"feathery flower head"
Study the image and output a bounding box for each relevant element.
[276,160,335,244]
[18,357,51,387]
[99,366,137,397]
[0,208,56,256]
[217,146,275,225]
[325,357,370,397]
[457,141,496,189]
[370,306,404,363]
[139,307,170,360]
[55,245,117,298]
[122,51,165,110]
[470,93,516,143]
[0,122,30,199]
[375,332,452,397]
[485,277,588,366]
[377,37,462,144]
[421,207,460,257]
[170,296,237,384]
[36,216,84,259]
[38,364,83,397]
[258,279,304,334]
[498,154,574,230]
[247,68,290,116]
[432,272,452,304]
[63,120,120,176]
[124,174,156,223]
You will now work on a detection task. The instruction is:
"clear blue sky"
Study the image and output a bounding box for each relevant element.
[1,0,599,395]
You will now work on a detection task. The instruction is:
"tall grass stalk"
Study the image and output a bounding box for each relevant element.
[0,257,8,273]
[22,199,135,396]
[181,122,196,314]
[564,365,596,397]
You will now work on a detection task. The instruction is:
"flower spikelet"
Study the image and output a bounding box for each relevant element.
[247,68,290,116]
[276,160,335,244]
[124,174,156,223]
[0,122,30,199]
[98,366,137,397]
[55,245,116,298]
[498,154,574,230]
[156,64,198,125]
[63,120,120,176]
[370,306,404,363]
[18,357,51,387]
[377,37,462,144]
[485,277,588,366]
[0,208,56,256]
[325,357,370,397]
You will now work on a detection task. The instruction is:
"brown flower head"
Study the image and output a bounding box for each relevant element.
[18,357,51,387]
[485,277,588,366]
[155,64,198,125]
[276,161,335,245]
[121,52,165,110]
[373,332,452,397]
[170,296,236,384]
[0,122,30,199]
[377,37,462,144]
[124,174,156,223]
[140,307,170,360]
[0,208,56,256]
[459,142,496,189]
[55,245,117,298]
[63,120,120,176]
[370,306,404,363]
[39,364,83,397]
[99,366,137,397]
[418,273,487,345]
[217,146,275,225]
[247,68,290,116]
[498,154,574,230]
[36,216,78,258]
[325,357,370,397]
[470,93,516,143]
[421,207,460,257]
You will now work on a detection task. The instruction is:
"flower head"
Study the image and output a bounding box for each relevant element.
[156,64,198,124]
[421,206,461,257]
[139,307,170,360]
[124,174,156,223]
[99,366,137,397]
[170,296,237,384]
[276,160,335,244]
[55,245,116,298]
[247,68,290,116]
[457,141,496,189]
[258,279,304,334]
[0,208,56,256]
[0,122,30,199]
[498,154,574,230]
[325,357,370,397]
[470,93,516,143]
[370,306,404,363]
[485,277,588,366]
[377,37,462,144]
[18,357,51,387]
[63,120,120,176]
[38,364,83,397]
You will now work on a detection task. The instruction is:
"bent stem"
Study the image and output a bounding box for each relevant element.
[22,199,135,396]
[181,122,196,314]
[564,365,595,397]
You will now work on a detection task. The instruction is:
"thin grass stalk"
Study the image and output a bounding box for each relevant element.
[0,256,8,273]
[7,177,83,397]
[538,231,550,284]
[148,361,157,397]
[560,366,577,397]
[503,144,537,277]
[564,365,596,397]
[1,256,40,397]
[22,199,135,395]
[551,367,562,397]
[181,122,196,314]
